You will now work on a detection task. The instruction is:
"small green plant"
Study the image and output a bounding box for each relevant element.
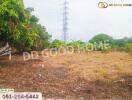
[125,43,132,53]
[86,43,94,51]
[50,40,66,48]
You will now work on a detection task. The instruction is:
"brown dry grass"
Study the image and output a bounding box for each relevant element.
[0,51,132,100]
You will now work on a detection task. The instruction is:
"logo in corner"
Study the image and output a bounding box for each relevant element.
[98,2,108,8]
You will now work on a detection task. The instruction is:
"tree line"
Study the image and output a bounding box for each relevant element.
[0,0,132,53]
[50,34,132,53]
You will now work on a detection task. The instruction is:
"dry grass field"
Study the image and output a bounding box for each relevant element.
[0,51,132,100]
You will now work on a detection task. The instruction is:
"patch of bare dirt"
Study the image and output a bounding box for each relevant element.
[0,52,132,100]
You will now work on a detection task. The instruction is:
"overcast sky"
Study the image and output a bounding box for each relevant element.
[23,0,132,41]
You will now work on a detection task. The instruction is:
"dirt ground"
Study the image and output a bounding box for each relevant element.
[0,51,132,100]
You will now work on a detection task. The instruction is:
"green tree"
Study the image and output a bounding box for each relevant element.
[89,33,114,44]
[0,0,51,51]
[114,38,128,47]
[89,34,114,50]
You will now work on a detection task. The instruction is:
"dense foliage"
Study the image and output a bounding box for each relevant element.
[89,34,132,52]
[49,39,66,48]
[125,43,132,52]
[88,34,114,51]
[0,0,51,51]
[89,34,114,44]
[0,0,131,53]
[49,34,132,53]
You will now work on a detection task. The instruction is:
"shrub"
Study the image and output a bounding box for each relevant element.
[67,40,85,49]
[85,43,94,51]
[89,33,114,45]
[125,43,132,52]
[50,40,66,48]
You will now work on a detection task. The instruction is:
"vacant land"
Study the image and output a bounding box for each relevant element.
[0,52,132,100]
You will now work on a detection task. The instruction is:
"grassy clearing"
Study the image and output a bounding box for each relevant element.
[0,51,132,99]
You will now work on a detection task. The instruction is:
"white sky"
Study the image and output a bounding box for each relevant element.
[23,0,132,41]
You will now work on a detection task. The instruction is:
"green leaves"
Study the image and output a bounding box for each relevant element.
[89,33,114,44]
[0,0,51,51]
[8,9,18,18]
[125,43,132,52]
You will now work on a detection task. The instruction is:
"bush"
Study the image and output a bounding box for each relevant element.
[125,43,132,52]
[86,43,94,51]
[101,46,112,53]
[89,33,114,45]
[67,40,85,49]
[50,40,66,48]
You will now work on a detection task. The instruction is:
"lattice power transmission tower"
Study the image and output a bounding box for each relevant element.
[62,0,69,41]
